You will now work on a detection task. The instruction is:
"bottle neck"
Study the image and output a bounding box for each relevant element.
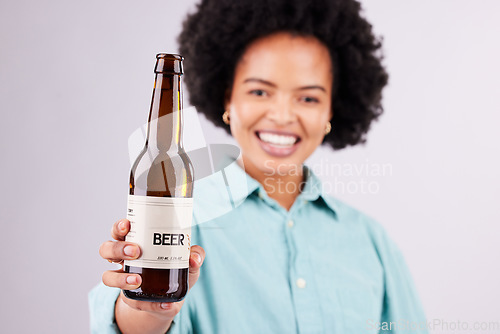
[145,73,184,152]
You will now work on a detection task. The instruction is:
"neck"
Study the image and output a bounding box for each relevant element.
[238,157,305,211]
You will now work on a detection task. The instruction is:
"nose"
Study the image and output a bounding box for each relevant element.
[266,95,296,126]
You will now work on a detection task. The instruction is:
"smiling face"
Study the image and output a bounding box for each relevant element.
[226,32,333,180]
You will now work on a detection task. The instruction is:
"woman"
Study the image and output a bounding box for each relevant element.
[90,0,428,333]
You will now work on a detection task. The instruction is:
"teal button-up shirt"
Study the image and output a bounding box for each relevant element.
[89,157,428,334]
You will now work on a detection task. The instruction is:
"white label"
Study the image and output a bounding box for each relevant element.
[124,195,193,269]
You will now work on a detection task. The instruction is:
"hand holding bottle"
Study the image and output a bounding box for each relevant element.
[99,218,205,333]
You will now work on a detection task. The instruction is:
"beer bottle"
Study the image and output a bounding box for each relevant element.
[123,54,194,302]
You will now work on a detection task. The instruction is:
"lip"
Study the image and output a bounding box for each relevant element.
[254,130,301,158]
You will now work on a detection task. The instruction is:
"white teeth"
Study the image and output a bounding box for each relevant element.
[258,132,297,146]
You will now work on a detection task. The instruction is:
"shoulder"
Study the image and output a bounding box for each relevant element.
[305,166,391,240]
[322,195,417,286]
[322,194,400,254]
[323,194,384,230]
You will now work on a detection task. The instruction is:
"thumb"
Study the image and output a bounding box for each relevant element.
[188,245,205,291]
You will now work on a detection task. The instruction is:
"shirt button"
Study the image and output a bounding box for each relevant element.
[287,220,294,228]
[296,278,306,289]
[258,191,264,200]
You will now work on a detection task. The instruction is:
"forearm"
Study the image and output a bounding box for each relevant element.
[115,294,173,334]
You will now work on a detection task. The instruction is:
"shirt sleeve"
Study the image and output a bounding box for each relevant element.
[88,283,121,334]
[374,227,429,334]
[88,283,194,334]
[165,307,193,334]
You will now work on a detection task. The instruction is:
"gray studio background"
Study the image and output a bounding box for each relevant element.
[1,0,499,333]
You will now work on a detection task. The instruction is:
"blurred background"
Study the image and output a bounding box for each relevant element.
[1,0,499,332]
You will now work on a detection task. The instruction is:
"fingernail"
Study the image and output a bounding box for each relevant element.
[124,245,135,257]
[126,276,137,285]
[119,221,127,231]
[192,253,202,265]
[160,303,171,309]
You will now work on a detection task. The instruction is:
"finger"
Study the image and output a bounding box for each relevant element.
[187,245,206,290]
[111,219,130,241]
[102,269,142,290]
[118,291,184,317]
[99,240,141,262]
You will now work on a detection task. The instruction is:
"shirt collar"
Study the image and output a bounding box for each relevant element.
[192,154,339,224]
[192,154,259,224]
[220,156,260,206]
[297,165,339,221]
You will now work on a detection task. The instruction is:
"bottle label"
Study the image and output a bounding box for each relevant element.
[124,195,193,269]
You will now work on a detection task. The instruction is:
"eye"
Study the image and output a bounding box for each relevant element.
[249,89,268,97]
[300,96,320,104]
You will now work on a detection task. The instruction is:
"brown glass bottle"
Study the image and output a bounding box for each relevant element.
[123,54,193,302]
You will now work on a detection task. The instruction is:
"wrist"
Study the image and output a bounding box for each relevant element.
[116,293,175,333]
